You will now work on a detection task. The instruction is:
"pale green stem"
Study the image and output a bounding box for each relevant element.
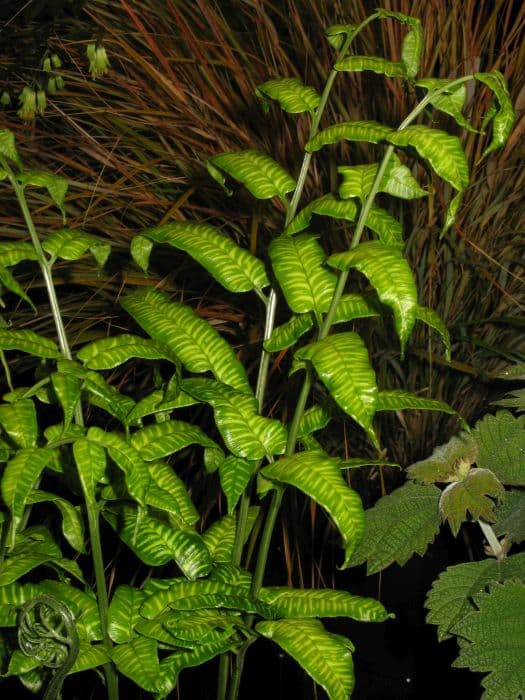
[477,519,505,561]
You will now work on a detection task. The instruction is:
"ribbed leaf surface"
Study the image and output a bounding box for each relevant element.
[42,228,110,268]
[0,398,38,448]
[335,55,406,77]
[133,222,269,292]
[269,234,337,315]
[306,120,393,152]
[121,288,250,391]
[259,587,391,622]
[0,329,61,359]
[349,482,441,574]
[439,469,505,536]
[256,77,321,114]
[148,460,199,525]
[0,242,38,267]
[131,420,217,461]
[70,643,110,674]
[262,451,364,567]
[219,455,257,513]
[36,579,101,641]
[332,293,380,324]
[328,241,418,351]
[493,490,525,544]
[263,314,313,352]
[207,150,296,199]
[475,71,516,158]
[376,389,455,415]
[296,333,378,447]
[256,618,355,700]
[108,585,146,643]
[338,154,427,201]
[77,334,169,369]
[73,438,107,507]
[111,638,167,694]
[474,411,525,486]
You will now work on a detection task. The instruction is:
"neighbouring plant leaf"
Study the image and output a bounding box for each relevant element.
[258,587,391,622]
[1,447,55,546]
[335,55,407,78]
[108,585,146,643]
[306,120,394,152]
[42,229,110,268]
[207,150,296,199]
[269,234,337,315]
[328,241,418,352]
[121,288,250,391]
[492,388,525,411]
[297,333,378,447]
[132,222,269,292]
[72,438,107,507]
[0,398,39,448]
[77,334,170,369]
[0,329,61,359]
[103,504,212,580]
[256,77,321,114]
[338,154,428,201]
[0,129,21,164]
[184,379,287,460]
[407,432,478,484]
[473,411,525,486]
[439,468,505,536]
[130,420,218,461]
[0,242,38,267]
[376,389,456,416]
[26,490,85,553]
[426,551,525,641]
[416,78,477,132]
[451,580,525,699]
[263,314,314,352]
[18,171,68,220]
[261,451,364,567]
[147,460,199,526]
[414,304,451,360]
[256,618,355,700]
[475,71,516,159]
[349,482,441,574]
[493,490,525,544]
[219,455,258,513]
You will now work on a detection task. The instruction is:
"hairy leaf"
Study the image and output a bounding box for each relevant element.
[493,490,525,545]
[439,469,505,536]
[207,150,296,199]
[256,77,320,114]
[407,432,478,484]
[473,411,525,486]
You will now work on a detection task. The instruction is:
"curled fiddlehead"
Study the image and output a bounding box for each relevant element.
[18,595,80,700]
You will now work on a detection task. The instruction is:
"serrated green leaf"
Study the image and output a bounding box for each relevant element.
[185,379,287,459]
[376,389,456,416]
[335,55,406,77]
[269,234,337,315]
[407,432,478,484]
[262,451,364,567]
[219,455,257,513]
[259,587,391,622]
[475,71,516,159]
[0,265,35,309]
[207,150,296,199]
[103,504,212,579]
[42,228,109,267]
[493,490,525,545]
[451,580,525,699]
[256,77,321,114]
[0,242,38,267]
[415,304,451,360]
[439,468,505,535]
[130,420,217,461]
[256,618,355,700]
[135,222,269,293]
[263,314,313,352]
[306,120,394,152]
[0,398,39,448]
[349,482,441,574]
[121,288,250,391]
[18,171,68,220]
[328,241,418,351]
[473,411,525,486]
[426,551,525,642]
[338,153,428,201]
[26,490,85,552]
[73,438,107,507]
[0,329,61,359]
[77,334,169,369]
[0,129,21,164]
[297,333,378,447]
[2,448,54,546]
[108,585,146,643]
[147,460,199,525]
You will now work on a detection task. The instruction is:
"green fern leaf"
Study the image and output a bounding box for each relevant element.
[0,242,38,267]
[207,150,296,199]
[263,314,313,352]
[256,77,321,114]
[338,153,427,201]
[219,455,258,513]
[414,305,451,360]
[0,329,61,359]
[130,420,217,461]
[376,389,456,415]
[306,120,394,152]
[18,171,68,220]
[77,334,170,369]
[42,228,110,268]
[108,585,146,643]
[475,71,516,159]
[0,398,38,448]
[335,55,406,78]
[147,460,199,525]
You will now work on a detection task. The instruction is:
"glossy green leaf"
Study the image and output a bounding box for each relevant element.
[111,638,167,694]
[364,206,404,248]
[125,388,199,427]
[306,120,393,152]
[36,579,101,641]
[493,490,525,544]
[207,150,296,199]
[414,304,451,360]
[42,228,110,268]
[219,455,258,513]
[259,587,391,622]
[335,55,406,77]
[104,504,212,579]
[451,580,525,699]
[73,438,107,507]
[262,451,364,567]
[269,234,337,315]
[439,468,505,536]
[0,129,21,164]
[0,265,35,309]
[87,427,149,508]
[161,608,241,645]
[26,490,85,553]
[122,288,250,391]
[284,194,359,235]
[296,333,378,447]
[51,371,81,430]
[77,334,169,369]
[416,79,477,132]
[201,513,236,563]
[0,398,38,447]
[407,432,478,485]
[70,642,110,673]
[80,369,136,423]
[338,153,428,201]
[256,618,355,700]
[133,222,269,292]
[349,482,441,574]
[18,171,68,220]
[376,389,456,415]
[324,24,357,50]
[2,448,54,546]
[332,293,381,324]
[473,411,525,486]
[263,314,313,352]
[256,77,321,114]
[0,242,38,267]
[131,420,217,461]
[186,379,287,459]
[0,329,61,359]
[328,241,418,351]
[401,23,423,78]
[108,585,146,643]
[159,638,237,695]
[475,71,516,158]
[148,460,199,525]
[297,404,332,438]
[442,190,464,235]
